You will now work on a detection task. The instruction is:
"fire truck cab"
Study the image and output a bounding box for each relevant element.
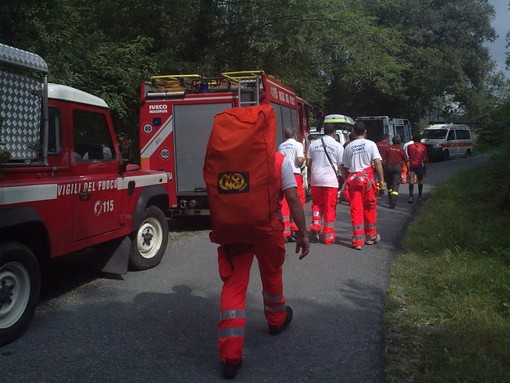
[139,70,310,217]
[0,43,170,346]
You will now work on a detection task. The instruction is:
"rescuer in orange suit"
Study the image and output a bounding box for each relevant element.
[340,121,385,250]
[307,123,344,244]
[278,127,306,241]
[376,134,391,196]
[217,152,310,379]
[376,134,391,160]
[407,133,429,203]
[384,135,409,209]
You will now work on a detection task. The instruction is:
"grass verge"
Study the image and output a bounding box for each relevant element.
[384,154,510,382]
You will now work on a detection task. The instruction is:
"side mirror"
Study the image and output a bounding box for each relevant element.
[119,158,129,174]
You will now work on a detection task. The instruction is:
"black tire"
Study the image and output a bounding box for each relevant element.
[0,242,41,346]
[443,149,450,160]
[464,149,472,157]
[129,206,169,271]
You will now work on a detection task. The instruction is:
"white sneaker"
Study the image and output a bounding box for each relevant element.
[365,234,381,245]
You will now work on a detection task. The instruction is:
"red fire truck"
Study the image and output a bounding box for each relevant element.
[0,44,170,345]
[139,70,310,217]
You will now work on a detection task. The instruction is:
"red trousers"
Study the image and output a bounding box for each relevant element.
[346,168,378,247]
[309,186,338,245]
[217,229,286,364]
[280,174,305,237]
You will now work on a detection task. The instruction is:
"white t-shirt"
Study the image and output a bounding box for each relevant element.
[278,138,304,174]
[281,156,297,191]
[307,135,344,187]
[403,140,414,156]
[341,138,381,172]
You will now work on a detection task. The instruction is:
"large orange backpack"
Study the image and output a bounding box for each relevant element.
[203,105,280,245]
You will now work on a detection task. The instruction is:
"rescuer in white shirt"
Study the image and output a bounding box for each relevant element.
[307,123,344,244]
[278,128,305,241]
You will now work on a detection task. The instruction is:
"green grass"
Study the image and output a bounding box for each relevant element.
[384,152,510,383]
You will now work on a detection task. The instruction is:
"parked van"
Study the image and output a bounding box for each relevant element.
[421,124,473,160]
[355,116,413,145]
[308,130,350,146]
[321,114,354,146]
[308,115,353,146]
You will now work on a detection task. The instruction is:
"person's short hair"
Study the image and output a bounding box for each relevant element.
[353,121,365,136]
[392,135,402,145]
[323,123,336,135]
[413,133,421,141]
[284,127,297,140]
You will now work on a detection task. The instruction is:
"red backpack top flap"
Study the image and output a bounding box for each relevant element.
[204,105,279,245]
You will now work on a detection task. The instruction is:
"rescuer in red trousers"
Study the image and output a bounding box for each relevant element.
[307,123,344,244]
[340,122,385,250]
[278,128,306,241]
[217,153,310,379]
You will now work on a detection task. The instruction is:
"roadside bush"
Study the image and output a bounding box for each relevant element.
[385,153,510,382]
[481,135,510,216]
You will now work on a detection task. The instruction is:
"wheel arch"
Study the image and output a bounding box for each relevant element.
[0,207,51,262]
[132,185,169,231]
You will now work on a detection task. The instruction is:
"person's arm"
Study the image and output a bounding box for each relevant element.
[339,164,348,181]
[283,187,310,259]
[306,158,312,185]
[402,149,410,170]
[295,141,305,168]
[373,159,384,185]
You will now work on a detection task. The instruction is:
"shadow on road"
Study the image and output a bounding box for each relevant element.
[169,215,212,232]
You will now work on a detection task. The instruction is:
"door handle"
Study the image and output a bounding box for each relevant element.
[78,191,92,201]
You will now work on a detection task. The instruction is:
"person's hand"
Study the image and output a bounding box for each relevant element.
[295,232,310,260]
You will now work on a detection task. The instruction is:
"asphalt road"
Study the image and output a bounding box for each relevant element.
[1,153,491,383]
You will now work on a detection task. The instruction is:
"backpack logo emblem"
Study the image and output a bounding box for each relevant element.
[218,172,249,194]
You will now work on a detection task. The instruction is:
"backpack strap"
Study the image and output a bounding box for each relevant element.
[321,138,338,174]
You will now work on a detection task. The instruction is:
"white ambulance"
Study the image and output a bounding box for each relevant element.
[421,124,473,160]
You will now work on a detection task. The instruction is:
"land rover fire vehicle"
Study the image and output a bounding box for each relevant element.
[0,43,170,346]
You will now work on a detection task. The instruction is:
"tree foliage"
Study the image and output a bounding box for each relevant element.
[1,0,508,141]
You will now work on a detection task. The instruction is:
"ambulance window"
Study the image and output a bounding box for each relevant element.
[447,130,455,140]
[423,129,447,139]
[457,130,470,139]
[73,110,115,161]
[395,125,405,141]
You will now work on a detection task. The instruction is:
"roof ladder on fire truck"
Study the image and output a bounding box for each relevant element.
[221,70,264,107]
[148,74,201,97]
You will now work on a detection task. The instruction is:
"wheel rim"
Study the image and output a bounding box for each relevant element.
[137,217,163,259]
[0,262,31,329]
